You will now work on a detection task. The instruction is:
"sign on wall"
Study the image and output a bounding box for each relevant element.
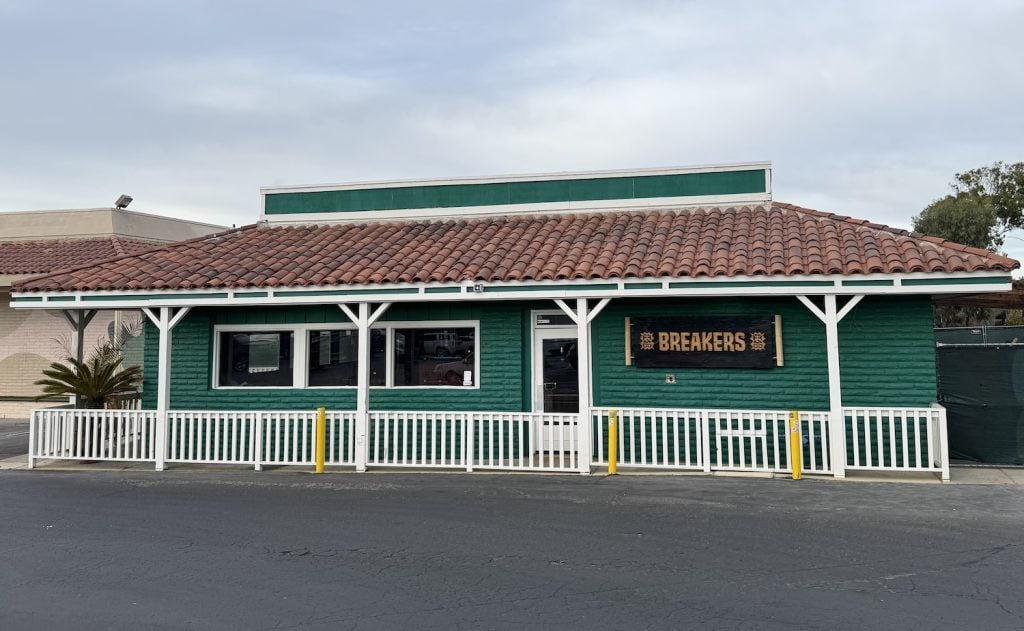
[626,316,783,369]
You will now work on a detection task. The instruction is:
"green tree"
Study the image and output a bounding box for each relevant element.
[912,162,1024,328]
[34,356,142,409]
[952,161,1024,237]
[912,194,1000,250]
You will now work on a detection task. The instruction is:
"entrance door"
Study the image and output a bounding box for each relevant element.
[533,327,579,452]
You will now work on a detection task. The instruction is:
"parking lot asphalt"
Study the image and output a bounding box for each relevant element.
[1,469,1022,630]
[0,419,29,460]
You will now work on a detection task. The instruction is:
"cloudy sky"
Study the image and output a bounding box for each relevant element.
[1,1,1022,255]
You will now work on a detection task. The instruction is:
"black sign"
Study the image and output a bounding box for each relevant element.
[628,316,779,369]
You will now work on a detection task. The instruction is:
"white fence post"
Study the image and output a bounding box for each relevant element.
[934,404,950,482]
[254,412,264,471]
[155,410,167,471]
[700,411,712,473]
[27,411,37,469]
[465,416,473,472]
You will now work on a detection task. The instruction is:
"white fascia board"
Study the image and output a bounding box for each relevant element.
[261,192,774,225]
[9,270,1012,310]
[258,162,773,195]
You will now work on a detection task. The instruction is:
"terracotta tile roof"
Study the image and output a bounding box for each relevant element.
[0,236,158,276]
[13,203,1018,293]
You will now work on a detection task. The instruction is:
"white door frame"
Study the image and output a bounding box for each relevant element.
[531,324,578,413]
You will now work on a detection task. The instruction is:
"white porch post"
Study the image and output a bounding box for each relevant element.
[796,294,863,479]
[555,297,610,475]
[340,302,390,472]
[142,306,190,471]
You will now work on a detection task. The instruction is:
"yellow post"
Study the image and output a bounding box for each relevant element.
[608,409,618,475]
[315,407,326,474]
[788,410,802,480]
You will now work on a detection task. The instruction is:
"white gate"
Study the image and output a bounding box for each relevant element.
[592,407,831,474]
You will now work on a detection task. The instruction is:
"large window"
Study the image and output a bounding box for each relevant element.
[308,329,385,387]
[213,322,477,389]
[394,327,476,386]
[217,331,294,387]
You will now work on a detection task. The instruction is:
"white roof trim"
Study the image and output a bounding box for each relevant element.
[10,270,1013,310]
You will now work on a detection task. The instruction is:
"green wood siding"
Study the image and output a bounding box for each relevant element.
[143,303,526,411]
[144,296,936,412]
[838,296,936,407]
[264,169,767,215]
[592,298,830,410]
[591,296,936,410]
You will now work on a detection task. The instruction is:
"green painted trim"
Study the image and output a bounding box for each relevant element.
[624,282,663,290]
[482,283,619,293]
[47,296,76,302]
[842,280,894,287]
[424,287,463,294]
[82,292,230,302]
[668,280,835,289]
[265,169,768,215]
[235,291,269,298]
[902,276,1012,286]
[277,287,420,297]
[11,296,42,302]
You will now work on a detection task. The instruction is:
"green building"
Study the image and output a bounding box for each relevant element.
[13,163,1018,480]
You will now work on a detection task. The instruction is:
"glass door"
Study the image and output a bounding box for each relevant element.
[533,328,579,413]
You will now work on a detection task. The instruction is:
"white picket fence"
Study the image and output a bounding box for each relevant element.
[28,409,579,473]
[844,405,949,481]
[29,409,158,466]
[591,408,831,474]
[166,411,259,465]
[28,405,949,479]
[367,411,579,472]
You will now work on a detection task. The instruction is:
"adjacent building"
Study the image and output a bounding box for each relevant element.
[0,206,224,417]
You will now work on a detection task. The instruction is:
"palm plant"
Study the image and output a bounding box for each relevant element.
[35,356,143,409]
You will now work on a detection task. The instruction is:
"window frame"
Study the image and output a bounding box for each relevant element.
[212,325,301,390]
[378,320,480,390]
[211,320,480,390]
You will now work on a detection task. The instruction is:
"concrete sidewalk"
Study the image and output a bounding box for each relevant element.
[3,453,1023,485]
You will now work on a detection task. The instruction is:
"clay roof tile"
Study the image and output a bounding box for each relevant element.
[12,203,1019,294]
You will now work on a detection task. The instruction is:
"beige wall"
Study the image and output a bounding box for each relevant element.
[0,208,225,243]
[0,290,121,419]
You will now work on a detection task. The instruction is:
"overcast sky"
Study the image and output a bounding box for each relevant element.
[2,1,1022,256]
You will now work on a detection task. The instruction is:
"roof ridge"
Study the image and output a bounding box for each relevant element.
[772,201,1018,268]
[109,234,128,257]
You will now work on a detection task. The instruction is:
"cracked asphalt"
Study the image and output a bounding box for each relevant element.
[0,470,1022,630]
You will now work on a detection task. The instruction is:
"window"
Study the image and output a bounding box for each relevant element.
[394,327,475,387]
[218,331,293,387]
[308,329,385,387]
[213,321,478,389]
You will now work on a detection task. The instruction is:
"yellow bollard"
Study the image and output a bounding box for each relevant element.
[788,410,802,480]
[608,409,618,475]
[315,407,326,474]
